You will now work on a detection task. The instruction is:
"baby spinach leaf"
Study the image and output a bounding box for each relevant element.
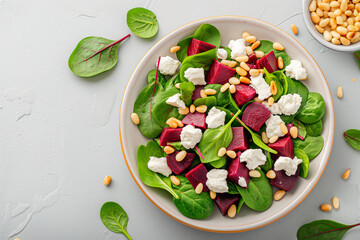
[344,129,360,150]
[172,175,213,219]
[293,136,324,160]
[204,84,231,108]
[137,141,179,199]
[255,40,290,68]
[305,120,323,137]
[152,86,180,127]
[297,219,360,240]
[226,97,241,113]
[273,71,288,95]
[292,119,307,140]
[227,181,240,194]
[261,152,274,172]
[100,202,132,240]
[126,7,158,39]
[264,68,284,101]
[176,24,221,62]
[68,34,130,77]
[209,158,227,168]
[147,69,166,86]
[180,82,195,106]
[197,110,241,164]
[236,169,273,211]
[237,198,245,214]
[193,96,217,109]
[297,92,326,124]
[294,148,309,178]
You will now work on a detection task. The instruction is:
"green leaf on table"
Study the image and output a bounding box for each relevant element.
[126,7,158,38]
[344,129,360,150]
[355,51,360,68]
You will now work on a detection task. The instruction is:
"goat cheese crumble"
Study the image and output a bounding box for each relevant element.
[206,107,226,129]
[228,39,246,59]
[180,125,202,149]
[262,93,302,116]
[285,60,307,80]
[158,56,181,75]
[265,115,285,139]
[274,156,303,176]
[240,149,267,170]
[217,48,228,60]
[238,177,247,188]
[147,156,172,177]
[184,68,206,85]
[166,93,186,110]
[206,169,229,193]
[250,73,272,100]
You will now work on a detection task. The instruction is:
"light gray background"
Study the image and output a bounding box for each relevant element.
[1,0,359,239]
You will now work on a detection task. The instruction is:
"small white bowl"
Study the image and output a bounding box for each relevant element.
[302,0,360,51]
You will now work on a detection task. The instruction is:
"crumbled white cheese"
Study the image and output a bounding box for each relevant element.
[180,125,202,149]
[184,68,206,85]
[147,156,172,177]
[228,39,246,59]
[250,73,272,100]
[240,149,267,170]
[238,177,247,188]
[205,107,226,129]
[262,101,282,115]
[277,93,302,115]
[217,48,228,60]
[157,56,181,75]
[206,169,228,193]
[285,60,308,80]
[166,93,186,110]
[274,156,303,176]
[265,115,285,139]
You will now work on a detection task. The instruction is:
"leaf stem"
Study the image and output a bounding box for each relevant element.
[228,110,241,125]
[149,56,161,128]
[123,230,132,240]
[305,222,360,238]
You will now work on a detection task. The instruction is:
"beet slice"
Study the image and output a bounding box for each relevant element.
[159,128,183,146]
[233,84,257,106]
[185,163,209,192]
[167,151,195,175]
[192,85,205,101]
[182,112,207,129]
[270,167,300,191]
[187,38,217,56]
[206,60,236,85]
[256,51,278,73]
[247,53,258,65]
[241,102,271,132]
[214,194,239,216]
[227,152,250,189]
[268,135,294,158]
[227,127,248,152]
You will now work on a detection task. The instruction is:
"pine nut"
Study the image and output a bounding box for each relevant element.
[195,183,203,194]
[229,84,236,94]
[309,0,317,12]
[332,37,341,45]
[228,61,238,68]
[319,2,330,11]
[342,168,351,180]
[320,203,332,212]
[262,131,269,144]
[218,147,227,157]
[316,8,323,17]
[242,32,251,39]
[220,83,230,92]
[347,31,356,39]
[190,104,195,113]
[315,25,325,33]
[280,122,288,135]
[178,107,189,115]
[259,69,265,74]
[175,83,181,89]
[340,37,351,45]
[250,69,260,77]
[170,175,180,186]
[330,1,339,8]
[226,150,237,159]
[345,10,353,16]
[274,190,286,201]
[200,89,207,98]
[227,204,237,218]
[337,86,343,98]
[240,62,250,71]
[330,30,341,39]
[337,26,348,35]
[210,190,216,199]
[332,196,340,210]
[311,12,321,23]
[273,42,284,51]
[204,89,217,95]
[278,56,284,69]
[221,59,231,66]
[240,76,251,84]
[334,9,342,16]
[319,18,330,27]
[254,97,263,103]
[328,12,335,18]
[235,55,249,62]
[104,175,112,186]
[196,105,207,113]
[269,135,279,143]
[351,32,360,43]
[340,0,348,12]
[176,150,187,162]
[324,30,332,41]
[245,36,256,44]
[164,146,175,154]
[236,66,248,76]
[270,81,277,95]
[268,97,274,106]
[130,113,140,125]
[170,46,180,53]
[229,77,240,85]
[352,78,356,82]
[290,126,298,138]
[172,118,184,127]
[167,119,178,128]
[348,25,358,32]
[266,170,276,179]
[249,170,261,178]
[291,24,298,35]
[245,46,254,55]
[255,51,265,58]
[251,40,261,50]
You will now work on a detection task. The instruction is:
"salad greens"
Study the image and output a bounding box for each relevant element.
[344,129,360,150]
[292,119,307,140]
[304,120,322,137]
[180,82,195,106]
[126,8,158,38]
[295,148,309,178]
[293,136,324,160]
[264,68,284,101]
[297,92,326,124]
[255,40,291,67]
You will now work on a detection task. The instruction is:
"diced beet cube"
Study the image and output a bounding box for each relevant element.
[227,152,250,189]
[206,60,236,85]
[167,151,195,175]
[182,112,207,129]
[245,64,258,78]
[187,38,217,56]
[159,128,182,146]
[268,135,294,158]
[256,51,278,73]
[270,167,300,191]
[192,85,205,100]
[247,53,258,65]
[214,194,239,216]
[185,163,209,192]
[227,127,248,152]
[241,102,271,132]
[233,84,257,106]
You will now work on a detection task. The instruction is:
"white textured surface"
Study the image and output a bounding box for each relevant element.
[0,0,359,239]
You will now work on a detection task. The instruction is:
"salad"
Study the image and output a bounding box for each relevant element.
[132,24,326,220]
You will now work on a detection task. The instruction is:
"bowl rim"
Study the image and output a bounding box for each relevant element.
[302,0,360,52]
[119,15,335,233]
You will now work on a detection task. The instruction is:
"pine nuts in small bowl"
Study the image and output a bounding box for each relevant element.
[303,0,360,51]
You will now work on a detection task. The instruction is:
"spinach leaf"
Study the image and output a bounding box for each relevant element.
[152,86,181,127]
[137,141,179,199]
[176,24,221,62]
[147,69,166,86]
[100,202,132,240]
[255,40,291,68]
[237,198,245,214]
[236,169,273,211]
[180,82,195,106]
[294,148,309,178]
[164,72,182,89]
[344,129,360,150]
[226,97,241,113]
[264,68,284,101]
[209,158,227,168]
[273,71,288,95]
[292,119,307,140]
[68,34,130,77]
[172,175,213,219]
[126,7,158,39]
[227,181,240,194]
[193,96,217,109]
[293,136,324,160]
[204,84,232,107]
[297,219,360,240]
[297,92,326,124]
[305,120,323,137]
[261,152,274,172]
[197,110,241,164]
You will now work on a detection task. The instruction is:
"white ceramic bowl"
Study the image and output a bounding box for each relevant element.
[302,0,360,51]
[120,16,334,232]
